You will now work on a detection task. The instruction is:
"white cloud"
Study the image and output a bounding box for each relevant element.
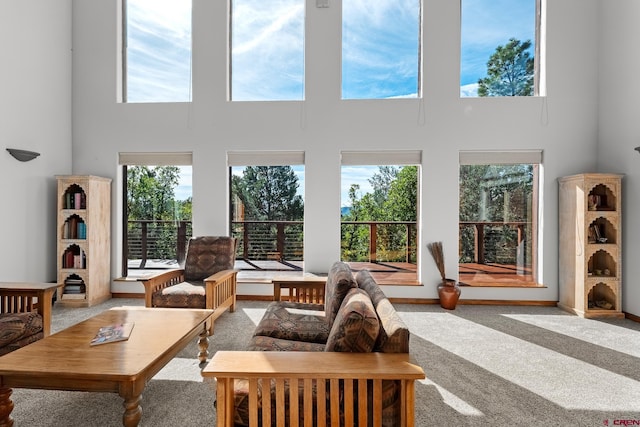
[460,83,479,98]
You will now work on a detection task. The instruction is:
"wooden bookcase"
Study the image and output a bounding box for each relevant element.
[56,175,112,307]
[558,173,623,318]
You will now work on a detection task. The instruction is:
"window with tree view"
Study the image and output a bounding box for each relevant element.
[124,165,192,276]
[230,166,304,271]
[459,162,539,286]
[460,0,542,97]
[341,165,418,284]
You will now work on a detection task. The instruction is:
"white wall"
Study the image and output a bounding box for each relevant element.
[0,0,72,282]
[598,1,640,317]
[70,0,603,303]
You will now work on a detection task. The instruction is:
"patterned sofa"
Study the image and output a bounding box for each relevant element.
[233,261,410,426]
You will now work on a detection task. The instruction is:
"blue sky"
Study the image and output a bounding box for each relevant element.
[126,0,536,101]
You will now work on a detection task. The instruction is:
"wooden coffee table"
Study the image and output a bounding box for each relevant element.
[0,307,213,427]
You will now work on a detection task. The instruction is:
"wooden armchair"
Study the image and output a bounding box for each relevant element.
[0,282,61,356]
[141,236,237,335]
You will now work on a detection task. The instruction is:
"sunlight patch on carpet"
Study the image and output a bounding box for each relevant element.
[420,378,484,416]
[401,312,640,412]
[503,314,640,358]
[242,308,267,326]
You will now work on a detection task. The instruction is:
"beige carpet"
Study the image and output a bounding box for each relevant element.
[8,299,640,426]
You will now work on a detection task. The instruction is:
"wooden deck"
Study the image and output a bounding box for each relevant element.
[127,259,540,287]
[459,262,539,287]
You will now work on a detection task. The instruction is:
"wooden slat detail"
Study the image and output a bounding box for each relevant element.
[204,351,425,427]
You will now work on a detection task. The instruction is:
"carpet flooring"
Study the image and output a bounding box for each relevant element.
[7,299,640,426]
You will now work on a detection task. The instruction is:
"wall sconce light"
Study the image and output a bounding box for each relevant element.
[6,148,40,162]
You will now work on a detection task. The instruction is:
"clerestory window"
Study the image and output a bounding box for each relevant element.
[460,0,545,97]
[230,0,305,101]
[122,0,193,103]
[342,0,422,100]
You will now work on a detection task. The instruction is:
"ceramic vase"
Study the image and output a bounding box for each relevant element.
[437,279,461,310]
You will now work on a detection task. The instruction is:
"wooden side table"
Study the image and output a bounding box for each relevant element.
[272,276,327,304]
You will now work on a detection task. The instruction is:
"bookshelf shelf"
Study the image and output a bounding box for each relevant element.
[558,173,623,318]
[56,175,112,307]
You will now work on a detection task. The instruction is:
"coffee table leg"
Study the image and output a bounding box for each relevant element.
[0,387,14,427]
[122,394,142,427]
[198,323,209,363]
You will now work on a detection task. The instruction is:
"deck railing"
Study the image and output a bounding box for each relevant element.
[459,221,532,266]
[125,219,418,271]
[126,219,532,272]
[126,220,192,269]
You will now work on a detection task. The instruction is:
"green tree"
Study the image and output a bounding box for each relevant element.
[232,166,304,221]
[478,38,534,97]
[127,166,182,220]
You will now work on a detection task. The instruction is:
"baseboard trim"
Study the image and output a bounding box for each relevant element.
[112,293,144,299]
[625,312,640,323]
[237,295,274,302]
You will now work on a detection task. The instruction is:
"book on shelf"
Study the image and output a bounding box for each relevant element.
[90,323,135,346]
[64,284,84,292]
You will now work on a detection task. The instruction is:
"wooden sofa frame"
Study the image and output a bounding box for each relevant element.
[203,351,425,427]
[141,268,237,335]
[0,282,60,337]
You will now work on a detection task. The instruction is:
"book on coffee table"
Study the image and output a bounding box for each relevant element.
[90,323,135,346]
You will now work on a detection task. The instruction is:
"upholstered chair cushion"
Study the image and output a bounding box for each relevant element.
[356,269,410,353]
[183,236,236,281]
[325,288,379,353]
[151,281,206,309]
[323,261,357,327]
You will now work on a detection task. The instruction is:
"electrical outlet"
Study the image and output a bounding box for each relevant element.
[316,0,329,8]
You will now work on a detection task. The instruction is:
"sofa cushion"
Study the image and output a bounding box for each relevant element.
[151,281,205,308]
[356,269,410,353]
[0,312,44,356]
[247,335,326,352]
[325,288,379,353]
[252,301,329,344]
[324,261,357,327]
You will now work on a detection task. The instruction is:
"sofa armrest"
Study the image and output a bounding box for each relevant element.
[140,269,186,307]
[204,269,238,317]
[203,351,425,427]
